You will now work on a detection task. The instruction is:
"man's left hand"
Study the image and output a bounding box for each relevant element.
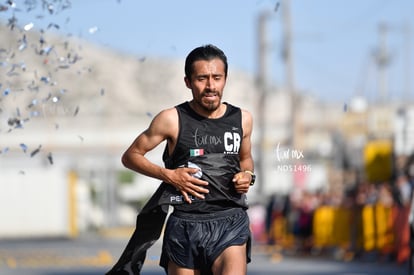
[232,172,251,194]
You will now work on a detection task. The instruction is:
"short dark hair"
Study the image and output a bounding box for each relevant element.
[184,44,228,80]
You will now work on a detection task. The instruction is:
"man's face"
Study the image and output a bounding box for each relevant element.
[185,58,227,112]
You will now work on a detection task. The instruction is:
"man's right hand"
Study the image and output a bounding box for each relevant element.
[167,167,209,204]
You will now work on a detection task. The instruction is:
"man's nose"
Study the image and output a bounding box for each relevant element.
[206,76,214,89]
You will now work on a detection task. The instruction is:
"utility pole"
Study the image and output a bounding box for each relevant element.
[255,1,295,195]
[376,22,390,103]
[404,22,412,103]
[282,0,296,148]
[256,11,271,195]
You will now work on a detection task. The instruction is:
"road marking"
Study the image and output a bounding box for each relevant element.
[0,250,162,269]
[6,257,17,269]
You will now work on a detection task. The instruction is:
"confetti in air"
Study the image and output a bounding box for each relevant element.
[47,152,53,165]
[274,2,280,12]
[1,0,108,172]
[88,26,99,34]
[47,23,60,30]
[23,22,34,31]
[0,5,9,12]
[20,143,28,153]
[30,145,42,157]
[73,106,79,116]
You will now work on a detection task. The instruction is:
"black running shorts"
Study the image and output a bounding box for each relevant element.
[159,207,251,274]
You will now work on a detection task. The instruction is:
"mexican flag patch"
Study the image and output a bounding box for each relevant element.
[189,148,204,156]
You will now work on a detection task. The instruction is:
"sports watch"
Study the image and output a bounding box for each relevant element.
[244,170,256,186]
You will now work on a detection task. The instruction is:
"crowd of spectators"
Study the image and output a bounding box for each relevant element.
[249,173,414,264]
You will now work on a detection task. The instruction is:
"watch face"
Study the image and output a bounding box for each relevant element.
[250,174,256,185]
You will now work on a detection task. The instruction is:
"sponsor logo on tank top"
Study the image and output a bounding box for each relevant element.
[224,131,241,154]
[191,128,241,155]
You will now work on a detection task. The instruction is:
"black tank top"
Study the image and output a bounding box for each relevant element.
[162,101,248,213]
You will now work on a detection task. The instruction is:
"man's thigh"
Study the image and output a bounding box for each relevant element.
[211,244,247,275]
[168,261,201,275]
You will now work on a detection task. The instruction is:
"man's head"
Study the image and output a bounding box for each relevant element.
[184,44,228,80]
[184,45,228,114]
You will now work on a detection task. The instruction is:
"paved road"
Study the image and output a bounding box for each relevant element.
[0,233,410,275]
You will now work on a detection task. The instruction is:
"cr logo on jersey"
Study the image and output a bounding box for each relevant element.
[224,132,241,154]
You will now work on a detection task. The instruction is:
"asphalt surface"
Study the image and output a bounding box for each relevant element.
[0,231,410,275]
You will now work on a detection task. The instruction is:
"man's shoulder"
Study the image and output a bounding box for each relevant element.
[153,107,179,126]
[241,108,252,117]
[157,101,187,115]
[224,102,251,117]
[223,102,241,115]
[175,101,190,111]
[158,107,177,116]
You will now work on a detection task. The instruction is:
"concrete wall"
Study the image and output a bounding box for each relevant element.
[0,154,69,238]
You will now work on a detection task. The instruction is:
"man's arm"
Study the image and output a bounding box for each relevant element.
[121,108,209,203]
[233,109,254,194]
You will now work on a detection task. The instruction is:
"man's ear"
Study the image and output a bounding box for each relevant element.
[184,76,191,89]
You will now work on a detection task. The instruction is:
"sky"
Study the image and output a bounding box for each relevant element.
[1,0,413,103]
